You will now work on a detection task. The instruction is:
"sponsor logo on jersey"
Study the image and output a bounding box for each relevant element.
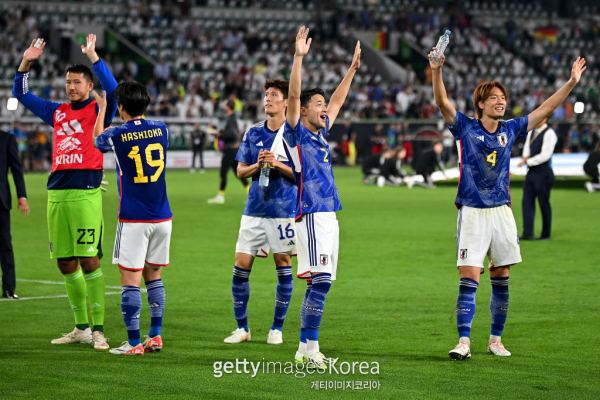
[55,110,66,122]
[257,141,264,146]
[288,240,295,246]
[477,135,484,142]
[56,153,83,165]
[497,132,508,147]
[87,246,95,252]
[320,254,328,266]
[57,137,82,153]
[460,249,468,260]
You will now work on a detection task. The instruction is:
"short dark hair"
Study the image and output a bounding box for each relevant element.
[300,88,326,108]
[65,64,93,82]
[264,79,289,99]
[114,81,150,116]
[225,100,236,111]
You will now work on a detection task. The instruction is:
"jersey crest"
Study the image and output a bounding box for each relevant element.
[497,132,508,147]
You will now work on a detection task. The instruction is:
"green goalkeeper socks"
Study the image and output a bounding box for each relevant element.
[63,269,89,330]
[84,268,106,333]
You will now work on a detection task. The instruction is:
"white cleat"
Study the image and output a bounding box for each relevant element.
[109,341,144,355]
[207,195,225,204]
[585,182,595,193]
[51,328,92,344]
[406,177,414,189]
[295,351,306,364]
[92,331,109,350]
[224,328,251,344]
[267,329,283,345]
[449,342,471,360]
[488,341,511,356]
[306,352,331,370]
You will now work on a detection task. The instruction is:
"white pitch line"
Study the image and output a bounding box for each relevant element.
[17,279,146,292]
[0,292,122,301]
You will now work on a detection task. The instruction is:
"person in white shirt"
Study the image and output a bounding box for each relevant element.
[518,117,557,240]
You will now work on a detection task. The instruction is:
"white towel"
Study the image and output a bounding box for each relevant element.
[270,124,289,162]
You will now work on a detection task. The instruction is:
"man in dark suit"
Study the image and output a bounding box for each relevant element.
[518,117,557,240]
[1,129,30,299]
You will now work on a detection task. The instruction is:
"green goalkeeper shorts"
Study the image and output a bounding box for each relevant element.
[47,188,104,260]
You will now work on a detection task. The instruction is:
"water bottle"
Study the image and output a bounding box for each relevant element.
[431,30,451,62]
[259,163,270,187]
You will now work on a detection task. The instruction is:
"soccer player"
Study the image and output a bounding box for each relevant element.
[93,82,171,356]
[429,47,586,359]
[406,141,448,189]
[224,79,297,345]
[12,35,118,350]
[283,27,360,368]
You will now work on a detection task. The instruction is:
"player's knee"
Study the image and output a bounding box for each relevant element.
[57,257,79,274]
[273,253,292,267]
[79,256,100,274]
[143,266,162,281]
[235,253,254,270]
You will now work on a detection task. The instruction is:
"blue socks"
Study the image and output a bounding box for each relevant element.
[272,266,293,331]
[305,274,331,342]
[146,279,165,338]
[490,277,509,337]
[232,266,251,330]
[121,286,142,346]
[456,278,478,339]
[300,281,312,344]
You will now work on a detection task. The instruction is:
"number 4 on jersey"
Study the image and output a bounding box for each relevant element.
[487,151,497,167]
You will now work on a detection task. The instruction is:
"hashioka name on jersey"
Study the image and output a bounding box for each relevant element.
[282,116,341,219]
[96,119,172,223]
[12,60,118,190]
[448,111,529,209]
[236,121,297,219]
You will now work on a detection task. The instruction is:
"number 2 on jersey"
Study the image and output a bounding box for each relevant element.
[320,148,329,162]
[487,151,497,167]
[128,143,165,183]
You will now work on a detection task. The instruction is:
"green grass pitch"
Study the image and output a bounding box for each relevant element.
[1,168,599,399]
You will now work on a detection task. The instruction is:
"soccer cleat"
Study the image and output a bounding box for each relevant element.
[143,335,163,352]
[585,182,595,193]
[207,195,225,204]
[267,329,283,345]
[306,352,329,370]
[295,352,306,364]
[109,341,144,355]
[488,341,511,356]
[224,328,251,343]
[449,342,471,360]
[51,328,92,344]
[406,177,414,189]
[92,331,109,350]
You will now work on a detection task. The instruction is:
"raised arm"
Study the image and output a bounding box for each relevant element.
[287,26,311,129]
[13,39,61,126]
[83,34,119,126]
[429,48,456,125]
[527,58,586,131]
[92,91,107,148]
[327,41,361,128]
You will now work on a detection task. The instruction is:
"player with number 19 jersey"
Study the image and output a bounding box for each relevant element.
[96,118,172,271]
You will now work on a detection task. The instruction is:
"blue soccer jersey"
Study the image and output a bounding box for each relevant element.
[236,121,297,219]
[283,116,341,219]
[96,118,172,222]
[448,111,529,209]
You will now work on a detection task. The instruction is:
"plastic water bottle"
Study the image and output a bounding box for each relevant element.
[259,163,270,187]
[431,30,451,62]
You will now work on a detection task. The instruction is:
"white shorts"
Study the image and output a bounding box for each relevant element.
[113,220,172,271]
[456,205,521,269]
[235,216,296,257]
[296,212,339,281]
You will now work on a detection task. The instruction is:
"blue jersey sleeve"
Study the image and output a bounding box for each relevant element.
[96,127,116,153]
[447,111,470,140]
[283,117,302,147]
[92,60,119,127]
[13,71,61,127]
[506,116,529,139]
[236,129,254,164]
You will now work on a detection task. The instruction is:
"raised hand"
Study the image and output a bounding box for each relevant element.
[569,57,587,85]
[93,90,107,110]
[295,26,312,57]
[23,38,46,62]
[428,47,445,70]
[351,41,361,71]
[81,34,99,63]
